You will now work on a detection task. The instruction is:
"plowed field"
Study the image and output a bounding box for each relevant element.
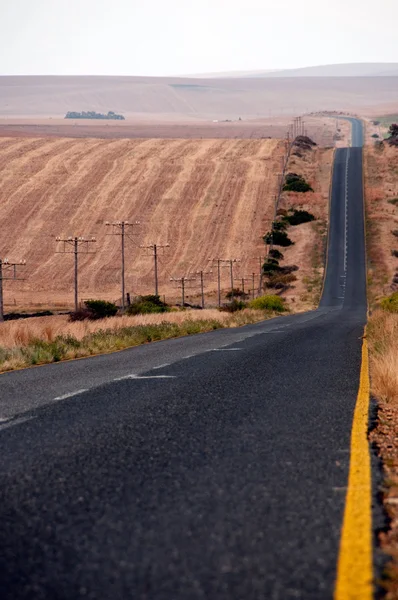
[0,137,288,309]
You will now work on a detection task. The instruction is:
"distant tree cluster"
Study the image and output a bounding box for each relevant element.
[65,110,125,120]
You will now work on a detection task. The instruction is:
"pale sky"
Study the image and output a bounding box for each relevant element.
[1,0,398,76]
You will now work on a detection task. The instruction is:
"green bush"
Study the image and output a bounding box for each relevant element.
[284,209,315,226]
[388,198,398,206]
[85,299,118,319]
[380,292,398,313]
[283,173,313,193]
[126,295,170,315]
[248,295,286,312]
[69,300,118,321]
[269,248,284,260]
[392,250,398,258]
[263,230,294,247]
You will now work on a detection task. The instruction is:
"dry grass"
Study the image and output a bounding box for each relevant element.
[0,309,273,373]
[368,309,398,597]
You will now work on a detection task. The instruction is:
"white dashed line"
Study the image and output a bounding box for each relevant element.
[211,348,242,351]
[152,363,170,370]
[53,389,89,401]
[0,416,36,431]
[114,374,176,381]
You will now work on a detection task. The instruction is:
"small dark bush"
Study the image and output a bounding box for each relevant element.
[267,273,297,288]
[262,259,282,275]
[264,230,294,247]
[392,250,398,258]
[283,173,313,193]
[69,308,93,322]
[226,288,248,299]
[388,198,398,206]
[392,230,398,238]
[269,248,284,260]
[371,133,379,138]
[85,299,118,319]
[126,295,169,315]
[284,209,315,226]
[219,299,247,312]
[279,264,299,274]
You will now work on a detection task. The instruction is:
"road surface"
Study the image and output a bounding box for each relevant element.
[0,123,368,599]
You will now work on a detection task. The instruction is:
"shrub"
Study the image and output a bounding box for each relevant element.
[388,198,398,206]
[69,308,93,322]
[85,299,118,319]
[392,250,398,258]
[284,209,315,226]
[371,133,379,138]
[380,292,398,313]
[225,288,248,299]
[283,173,314,193]
[392,230,398,238]
[267,273,297,288]
[269,248,284,260]
[263,230,294,246]
[262,259,282,275]
[248,295,286,312]
[126,295,170,315]
[219,299,247,312]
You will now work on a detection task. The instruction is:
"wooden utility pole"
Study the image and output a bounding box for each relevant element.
[140,243,170,297]
[196,270,212,309]
[0,258,26,322]
[170,276,196,307]
[56,235,96,312]
[106,220,140,310]
[208,258,239,305]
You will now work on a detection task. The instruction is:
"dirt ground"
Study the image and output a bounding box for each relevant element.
[363,134,398,304]
[272,144,334,311]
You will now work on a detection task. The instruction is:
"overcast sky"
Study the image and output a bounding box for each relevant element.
[1,0,398,76]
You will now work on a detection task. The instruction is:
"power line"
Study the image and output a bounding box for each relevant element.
[55,235,96,312]
[0,258,26,322]
[169,275,196,307]
[140,243,170,297]
[106,220,140,310]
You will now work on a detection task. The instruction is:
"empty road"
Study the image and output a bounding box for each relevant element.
[0,122,369,599]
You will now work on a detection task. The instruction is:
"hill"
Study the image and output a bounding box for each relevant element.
[0,136,332,309]
[1,75,398,119]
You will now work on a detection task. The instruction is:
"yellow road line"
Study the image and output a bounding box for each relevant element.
[334,334,373,600]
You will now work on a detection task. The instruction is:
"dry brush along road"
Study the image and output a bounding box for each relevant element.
[0,120,373,599]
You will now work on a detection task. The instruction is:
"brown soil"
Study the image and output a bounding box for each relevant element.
[273,145,334,311]
[364,137,398,304]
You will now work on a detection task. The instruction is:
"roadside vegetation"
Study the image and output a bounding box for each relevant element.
[365,124,398,596]
[65,110,125,120]
[0,298,286,373]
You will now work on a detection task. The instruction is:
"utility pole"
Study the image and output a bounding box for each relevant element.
[170,276,196,307]
[106,220,140,310]
[0,258,26,322]
[196,270,212,309]
[56,235,96,312]
[252,272,256,300]
[208,258,239,305]
[140,243,170,297]
[234,276,251,298]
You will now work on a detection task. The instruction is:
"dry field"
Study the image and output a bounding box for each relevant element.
[0,116,342,147]
[0,136,288,310]
[364,138,398,303]
[1,75,398,119]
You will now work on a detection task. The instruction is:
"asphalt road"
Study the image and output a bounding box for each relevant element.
[0,122,367,599]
